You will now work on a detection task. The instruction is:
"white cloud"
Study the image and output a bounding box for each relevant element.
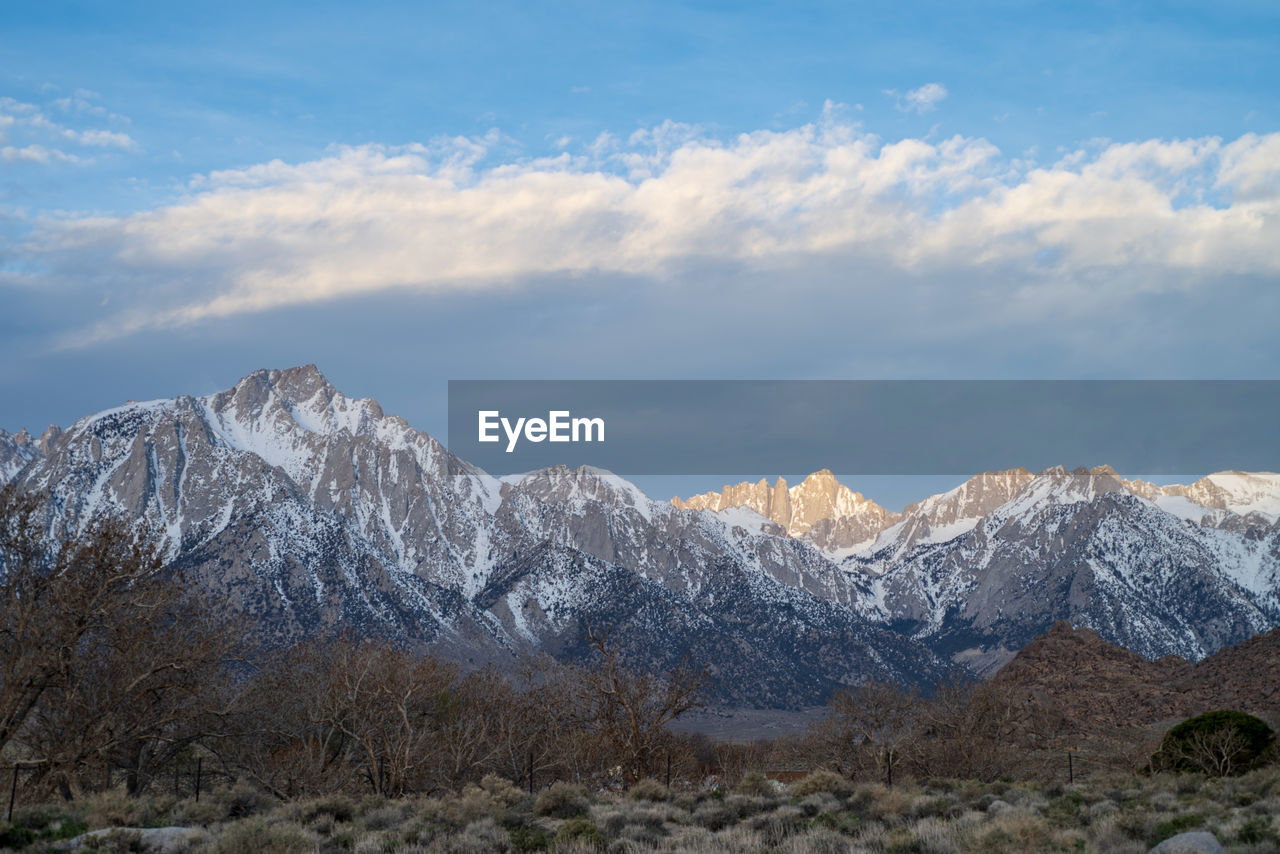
[1,144,78,164]
[15,114,1280,349]
[0,97,39,115]
[71,129,138,150]
[889,83,949,114]
[0,91,137,160]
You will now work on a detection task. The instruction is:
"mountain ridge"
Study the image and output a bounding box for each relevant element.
[5,365,1280,707]
[4,365,949,707]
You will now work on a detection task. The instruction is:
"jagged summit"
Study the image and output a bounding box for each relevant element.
[671,469,892,539]
[674,464,1280,559]
[0,424,64,482]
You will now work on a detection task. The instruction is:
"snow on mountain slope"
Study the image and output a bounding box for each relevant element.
[12,366,945,705]
[0,429,39,484]
[844,468,1038,561]
[1177,471,1280,518]
[11,366,1280,701]
[841,465,1280,671]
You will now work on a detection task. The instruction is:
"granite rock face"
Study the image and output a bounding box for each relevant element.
[673,469,897,543]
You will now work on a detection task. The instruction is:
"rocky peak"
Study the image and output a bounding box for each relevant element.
[672,469,892,540]
[0,428,45,484]
[39,425,63,453]
[856,467,1036,557]
[205,364,385,441]
[512,465,653,515]
[902,468,1034,521]
[1121,471,1280,523]
[992,464,1129,516]
[1167,471,1280,517]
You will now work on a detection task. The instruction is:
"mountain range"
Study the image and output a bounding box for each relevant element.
[3,365,1279,707]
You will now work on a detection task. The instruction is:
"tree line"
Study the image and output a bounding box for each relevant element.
[0,485,713,801]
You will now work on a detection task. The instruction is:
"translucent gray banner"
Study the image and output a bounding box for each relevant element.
[446,380,1279,476]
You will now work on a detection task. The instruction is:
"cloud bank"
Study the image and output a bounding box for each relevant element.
[8,105,1280,348]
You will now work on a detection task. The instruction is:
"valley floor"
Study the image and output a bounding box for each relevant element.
[666,707,830,741]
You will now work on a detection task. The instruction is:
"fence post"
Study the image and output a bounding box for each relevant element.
[527,750,534,794]
[7,765,17,822]
[195,758,203,802]
[665,753,671,789]
[1068,751,1074,785]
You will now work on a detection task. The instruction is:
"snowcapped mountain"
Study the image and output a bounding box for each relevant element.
[2,366,945,706]
[678,465,1280,674]
[848,466,1280,673]
[5,366,1280,702]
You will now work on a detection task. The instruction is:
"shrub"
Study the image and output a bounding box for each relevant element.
[691,801,740,831]
[533,781,588,818]
[555,817,605,847]
[748,804,804,845]
[1149,813,1205,847]
[1236,814,1277,846]
[79,828,145,852]
[0,806,88,849]
[219,780,275,820]
[452,817,511,853]
[211,818,316,854]
[168,794,226,827]
[1043,789,1087,828]
[479,774,526,807]
[809,808,862,836]
[506,820,550,851]
[79,790,156,829]
[627,778,669,802]
[795,793,841,817]
[734,771,774,797]
[791,771,853,798]
[1152,710,1275,777]
[361,804,408,831]
[298,794,356,824]
[441,784,512,825]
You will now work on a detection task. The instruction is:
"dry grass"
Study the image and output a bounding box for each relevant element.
[3,766,1279,853]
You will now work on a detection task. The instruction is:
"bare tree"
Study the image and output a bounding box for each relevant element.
[820,680,920,785]
[1,486,247,797]
[1172,725,1256,778]
[571,623,710,784]
[221,640,355,798]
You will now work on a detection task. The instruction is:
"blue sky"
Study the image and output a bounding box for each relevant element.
[2,1,1279,507]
